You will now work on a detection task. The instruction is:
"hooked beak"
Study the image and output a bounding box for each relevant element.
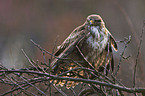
[89,20,94,25]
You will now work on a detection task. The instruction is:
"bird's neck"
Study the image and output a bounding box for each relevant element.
[89,25,108,38]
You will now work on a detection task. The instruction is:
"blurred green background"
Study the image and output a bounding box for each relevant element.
[0,0,145,93]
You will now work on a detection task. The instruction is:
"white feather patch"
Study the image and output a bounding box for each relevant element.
[87,26,109,53]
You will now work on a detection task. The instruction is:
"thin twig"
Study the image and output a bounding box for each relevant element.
[76,45,97,71]
[50,36,58,63]
[0,76,49,96]
[21,49,39,72]
[115,36,131,76]
[49,37,58,96]
[31,39,80,67]
[20,76,46,96]
[30,39,58,59]
[70,87,77,96]
[3,74,36,96]
[52,84,67,96]
[133,20,145,87]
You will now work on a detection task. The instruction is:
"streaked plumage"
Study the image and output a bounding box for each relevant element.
[51,14,118,88]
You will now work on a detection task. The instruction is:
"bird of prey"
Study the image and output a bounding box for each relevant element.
[51,14,118,88]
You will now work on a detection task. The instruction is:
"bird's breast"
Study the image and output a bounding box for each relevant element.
[86,26,109,54]
[78,26,109,63]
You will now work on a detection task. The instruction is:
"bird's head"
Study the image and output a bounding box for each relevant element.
[86,14,105,27]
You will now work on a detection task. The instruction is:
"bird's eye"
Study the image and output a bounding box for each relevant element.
[94,19,101,22]
[97,20,101,22]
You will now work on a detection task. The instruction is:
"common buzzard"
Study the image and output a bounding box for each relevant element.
[51,14,118,88]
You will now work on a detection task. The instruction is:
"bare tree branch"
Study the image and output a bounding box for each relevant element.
[0,69,145,95]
